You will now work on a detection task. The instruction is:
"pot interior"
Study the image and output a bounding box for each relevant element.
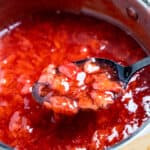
[0,0,150,150]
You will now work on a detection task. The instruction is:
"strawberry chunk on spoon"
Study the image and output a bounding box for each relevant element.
[32,60,123,116]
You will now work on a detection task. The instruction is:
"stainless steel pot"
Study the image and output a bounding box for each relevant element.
[0,0,149,149]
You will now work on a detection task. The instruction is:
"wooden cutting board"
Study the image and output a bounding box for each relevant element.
[120,134,150,150]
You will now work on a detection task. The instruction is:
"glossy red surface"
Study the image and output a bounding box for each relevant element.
[0,13,149,150]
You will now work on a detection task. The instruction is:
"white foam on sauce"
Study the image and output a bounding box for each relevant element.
[76,72,86,86]
[121,90,138,113]
[123,123,139,139]
[92,130,101,149]
[125,124,138,134]
[123,119,139,139]
[142,96,150,117]
[125,99,138,113]
[108,127,119,142]
[121,90,133,102]
[135,86,149,94]
[122,130,128,139]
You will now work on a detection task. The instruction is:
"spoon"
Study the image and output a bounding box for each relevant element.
[32,56,150,105]
[74,56,150,86]
[0,142,13,150]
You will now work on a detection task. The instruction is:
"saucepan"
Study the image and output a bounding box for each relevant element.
[0,0,150,149]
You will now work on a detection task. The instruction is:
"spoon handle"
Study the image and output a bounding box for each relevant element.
[125,56,150,83]
[0,142,13,150]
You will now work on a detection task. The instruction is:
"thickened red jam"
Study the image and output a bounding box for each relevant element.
[0,13,149,150]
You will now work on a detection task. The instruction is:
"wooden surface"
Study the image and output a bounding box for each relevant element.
[120,134,150,150]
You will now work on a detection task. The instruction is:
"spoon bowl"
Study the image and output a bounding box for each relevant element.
[32,56,150,114]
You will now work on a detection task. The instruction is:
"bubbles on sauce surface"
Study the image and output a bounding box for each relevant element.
[0,13,149,150]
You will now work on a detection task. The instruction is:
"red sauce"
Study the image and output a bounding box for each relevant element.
[0,13,149,150]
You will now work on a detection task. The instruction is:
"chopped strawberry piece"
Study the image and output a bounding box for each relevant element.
[43,96,78,115]
[58,63,80,79]
[78,91,98,110]
[51,76,70,94]
[38,64,56,84]
[90,90,114,108]
[92,73,122,92]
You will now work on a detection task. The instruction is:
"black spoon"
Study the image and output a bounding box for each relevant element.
[75,56,150,86]
[0,142,13,150]
[32,56,150,104]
